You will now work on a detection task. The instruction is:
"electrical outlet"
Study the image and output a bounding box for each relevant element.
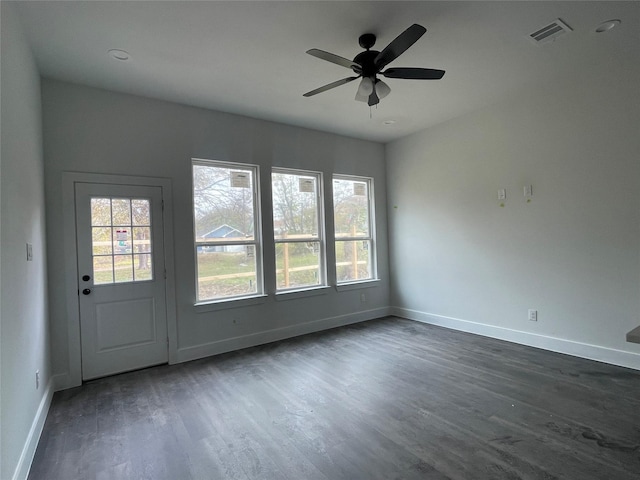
[528,309,538,322]
[360,293,367,303]
[26,243,33,261]
[36,370,40,389]
[498,188,507,200]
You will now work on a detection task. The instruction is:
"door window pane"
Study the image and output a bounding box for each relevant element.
[132,227,152,253]
[134,254,153,281]
[91,198,111,226]
[92,227,112,255]
[111,199,131,226]
[131,199,150,225]
[93,256,114,285]
[113,255,134,283]
[113,227,132,254]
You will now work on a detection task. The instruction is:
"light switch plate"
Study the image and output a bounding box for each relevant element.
[26,243,33,261]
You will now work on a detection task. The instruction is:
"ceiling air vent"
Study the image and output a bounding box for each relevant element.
[529,18,572,45]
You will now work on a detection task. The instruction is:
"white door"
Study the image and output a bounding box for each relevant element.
[75,182,168,380]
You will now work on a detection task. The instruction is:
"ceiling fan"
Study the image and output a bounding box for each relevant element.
[303,24,445,106]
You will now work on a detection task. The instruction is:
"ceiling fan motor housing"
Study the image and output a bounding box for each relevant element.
[352,50,380,77]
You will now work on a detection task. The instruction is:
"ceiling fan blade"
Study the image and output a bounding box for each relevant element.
[303,76,359,97]
[306,49,361,70]
[382,68,445,80]
[374,24,427,71]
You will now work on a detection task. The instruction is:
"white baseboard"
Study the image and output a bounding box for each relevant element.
[176,307,390,364]
[12,379,54,480]
[391,307,640,371]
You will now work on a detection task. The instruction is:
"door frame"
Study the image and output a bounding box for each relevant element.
[62,172,177,388]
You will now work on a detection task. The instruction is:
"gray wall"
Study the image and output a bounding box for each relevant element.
[0,3,51,479]
[386,55,640,368]
[41,80,389,388]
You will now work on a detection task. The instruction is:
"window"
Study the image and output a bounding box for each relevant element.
[333,175,376,283]
[192,160,262,302]
[271,169,325,291]
[90,197,153,284]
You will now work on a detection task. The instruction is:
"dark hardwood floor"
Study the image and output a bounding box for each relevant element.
[29,317,640,479]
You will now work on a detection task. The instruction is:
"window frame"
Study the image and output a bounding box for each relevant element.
[192,158,264,304]
[332,174,377,284]
[271,167,327,293]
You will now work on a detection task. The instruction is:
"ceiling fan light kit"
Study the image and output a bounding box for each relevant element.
[304,23,445,107]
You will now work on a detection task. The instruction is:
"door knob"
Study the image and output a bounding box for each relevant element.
[82,288,91,295]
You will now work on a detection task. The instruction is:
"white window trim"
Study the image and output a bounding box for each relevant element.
[272,167,327,292]
[192,158,264,304]
[333,174,377,284]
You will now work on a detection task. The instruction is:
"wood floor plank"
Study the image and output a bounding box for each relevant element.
[29,317,640,479]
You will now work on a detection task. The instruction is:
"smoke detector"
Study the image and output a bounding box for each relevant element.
[529,19,573,45]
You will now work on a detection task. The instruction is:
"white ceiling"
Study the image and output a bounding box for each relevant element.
[13,1,640,143]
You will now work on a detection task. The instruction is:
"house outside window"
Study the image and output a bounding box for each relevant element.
[192,159,262,302]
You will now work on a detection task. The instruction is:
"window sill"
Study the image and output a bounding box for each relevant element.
[195,294,268,312]
[275,286,331,301]
[335,279,380,292]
